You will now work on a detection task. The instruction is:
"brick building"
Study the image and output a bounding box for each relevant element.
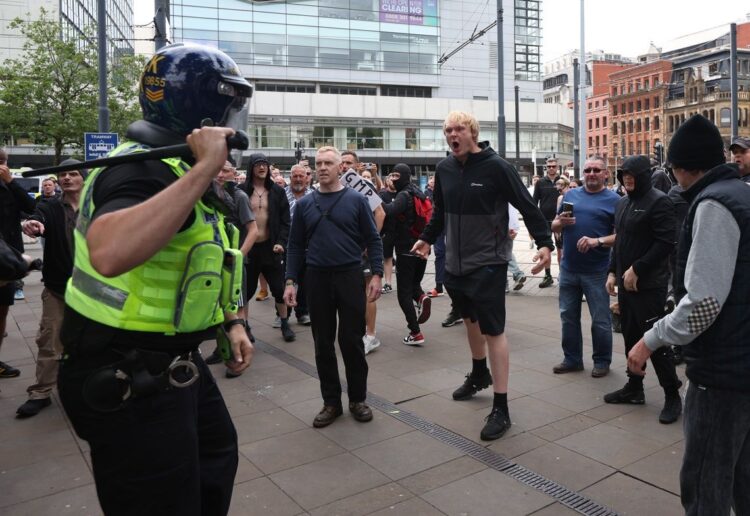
[608,61,673,171]
[585,62,633,171]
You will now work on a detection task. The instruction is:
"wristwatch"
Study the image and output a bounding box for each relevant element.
[597,237,605,247]
[285,279,297,288]
[223,318,247,332]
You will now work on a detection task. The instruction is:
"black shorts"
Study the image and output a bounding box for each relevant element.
[445,265,508,336]
[381,233,395,259]
[0,284,15,306]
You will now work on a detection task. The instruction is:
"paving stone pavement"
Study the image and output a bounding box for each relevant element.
[0,229,687,515]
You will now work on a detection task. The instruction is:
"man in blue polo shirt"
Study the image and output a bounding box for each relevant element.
[551,155,619,378]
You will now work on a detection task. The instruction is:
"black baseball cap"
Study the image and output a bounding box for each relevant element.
[730,136,750,152]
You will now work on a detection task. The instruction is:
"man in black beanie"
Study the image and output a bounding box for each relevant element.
[628,114,750,513]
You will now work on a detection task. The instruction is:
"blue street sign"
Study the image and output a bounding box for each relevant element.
[84,132,118,161]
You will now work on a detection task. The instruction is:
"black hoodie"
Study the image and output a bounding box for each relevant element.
[609,156,676,291]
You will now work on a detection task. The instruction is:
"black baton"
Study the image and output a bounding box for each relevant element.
[22,131,250,178]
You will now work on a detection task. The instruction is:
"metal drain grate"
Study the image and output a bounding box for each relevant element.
[255,340,618,516]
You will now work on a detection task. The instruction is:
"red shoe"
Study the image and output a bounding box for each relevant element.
[403,331,425,346]
[416,294,431,324]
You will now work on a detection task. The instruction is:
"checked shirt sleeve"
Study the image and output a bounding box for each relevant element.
[644,200,739,351]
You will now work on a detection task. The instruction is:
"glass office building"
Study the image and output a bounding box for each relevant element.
[172,0,440,75]
[168,1,571,171]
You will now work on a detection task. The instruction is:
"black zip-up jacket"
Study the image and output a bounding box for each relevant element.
[241,175,290,249]
[533,174,559,221]
[0,179,36,253]
[609,163,675,291]
[420,142,553,276]
[27,197,75,297]
[383,182,425,253]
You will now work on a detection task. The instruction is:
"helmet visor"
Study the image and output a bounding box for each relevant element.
[217,80,250,131]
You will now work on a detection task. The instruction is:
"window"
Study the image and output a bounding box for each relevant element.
[603,116,607,126]
[320,85,377,95]
[612,123,618,135]
[637,100,642,111]
[613,104,618,115]
[720,108,731,127]
[628,102,634,113]
[405,128,418,150]
[654,96,660,108]
[628,120,633,133]
[644,79,649,89]
[311,126,334,148]
[588,136,593,147]
[595,118,600,129]
[621,121,626,134]
[654,116,660,130]
[595,135,600,147]
[645,117,650,131]
[603,135,607,146]
[346,127,384,149]
[256,83,315,93]
[636,119,641,132]
[645,98,650,110]
[381,85,432,97]
[588,119,593,130]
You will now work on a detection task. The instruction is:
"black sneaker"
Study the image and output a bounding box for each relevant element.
[452,370,492,400]
[672,345,684,365]
[480,408,511,441]
[16,398,51,418]
[604,383,645,404]
[204,348,223,365]
[0,360,20,378]
[539,276,554,288]
[659,392,682,424]
[281,321,296,342]
[441,311,463,327]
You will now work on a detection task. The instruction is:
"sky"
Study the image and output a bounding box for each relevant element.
[133,0,750,63]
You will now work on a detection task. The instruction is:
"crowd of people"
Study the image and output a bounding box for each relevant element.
[0,42,748,515]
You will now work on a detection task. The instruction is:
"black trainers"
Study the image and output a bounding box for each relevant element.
[659,392,682,424]
[0,360,20,378]
[480,408,511,441]
[672,345,684,365]
[604,383,645,404]
[452,370,493,400]
[441,311,463,327]
[16,398,51,418]
[539,276,554,288]
[280,320,296,342]
[205,348,223,365]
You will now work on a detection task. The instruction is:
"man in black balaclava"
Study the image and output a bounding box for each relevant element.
[604,155,681,424]
[383,163,431,345]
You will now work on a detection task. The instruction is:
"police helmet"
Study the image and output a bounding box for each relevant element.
[139,43,253,135]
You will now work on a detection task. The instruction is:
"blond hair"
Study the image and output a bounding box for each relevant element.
[443,111,480,142]
[316,146,341,162]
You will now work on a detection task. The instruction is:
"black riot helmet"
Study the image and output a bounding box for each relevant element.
[139,43,253,135]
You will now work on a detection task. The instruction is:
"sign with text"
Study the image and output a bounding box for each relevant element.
[84,132,118,161]
[379,0,438,26]
[340,169,382,212]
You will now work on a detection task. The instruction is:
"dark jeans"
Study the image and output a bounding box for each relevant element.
[395,253,427,333]
[681,381,750,515]
[306,267,368,407]
[58,353,237,516]
[558,268,612,368]
[619,289,680,390]
[433,232,446,286]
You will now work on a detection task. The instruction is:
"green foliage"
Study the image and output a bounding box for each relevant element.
[0,9,146,164]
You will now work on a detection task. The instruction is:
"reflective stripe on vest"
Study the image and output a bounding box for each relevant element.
[65,140,230,334]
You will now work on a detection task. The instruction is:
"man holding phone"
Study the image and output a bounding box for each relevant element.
[551,155,619,378]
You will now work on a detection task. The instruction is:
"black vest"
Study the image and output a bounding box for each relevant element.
[676,164,750,391]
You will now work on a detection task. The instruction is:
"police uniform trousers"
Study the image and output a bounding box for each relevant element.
[58,341,238,516]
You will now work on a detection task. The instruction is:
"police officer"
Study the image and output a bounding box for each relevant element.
[57,43,253,515]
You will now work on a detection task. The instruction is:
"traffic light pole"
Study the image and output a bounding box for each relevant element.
[97,0,109,132]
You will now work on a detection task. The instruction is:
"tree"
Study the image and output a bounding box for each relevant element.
[0,9,146,164]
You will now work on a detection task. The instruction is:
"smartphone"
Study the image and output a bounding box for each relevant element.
[562,202,574,215]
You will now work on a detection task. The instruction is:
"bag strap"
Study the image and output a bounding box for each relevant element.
[306,189,349,247]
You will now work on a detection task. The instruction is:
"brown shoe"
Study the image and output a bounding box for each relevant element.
[313,405,343,428]
[552,362,584,374]
[348,402,373,423]
[591,366,610,378]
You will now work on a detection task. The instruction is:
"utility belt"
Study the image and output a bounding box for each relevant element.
[79,347,201,413]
